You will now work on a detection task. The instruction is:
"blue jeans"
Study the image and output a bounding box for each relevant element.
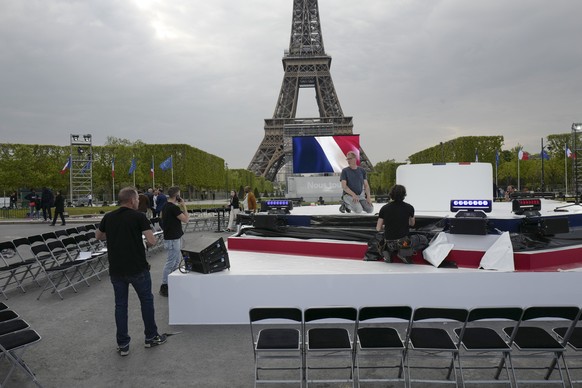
[110,270,159,347]
[162,238,182,285]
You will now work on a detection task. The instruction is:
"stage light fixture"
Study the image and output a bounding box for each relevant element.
[512,198,542,216]
[572,123,582,131]
[71,135,79,142]
[83,134,92,142]
[261,199,293,214]
[450,199,492,213]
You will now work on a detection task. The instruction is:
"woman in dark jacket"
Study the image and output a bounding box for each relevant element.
[225,190,240,232]
[51,191,66,226]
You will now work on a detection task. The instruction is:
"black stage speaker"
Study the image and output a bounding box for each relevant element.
[181,237,230,274]
[254,214,286,231]
[540,217,570,235]
[449,218,488,235]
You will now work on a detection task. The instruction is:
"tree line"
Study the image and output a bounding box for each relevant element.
[0,137,274,202]
[368,134,576,195]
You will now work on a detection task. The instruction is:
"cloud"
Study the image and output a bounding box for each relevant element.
[1,0,581,170]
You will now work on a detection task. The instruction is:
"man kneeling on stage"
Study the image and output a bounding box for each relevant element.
[376,184,427,264]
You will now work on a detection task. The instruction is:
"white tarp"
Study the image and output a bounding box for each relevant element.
[479,231,515,271]
[423,232,454,268]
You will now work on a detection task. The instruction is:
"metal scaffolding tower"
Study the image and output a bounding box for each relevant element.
[248,0,372,181]
[69,134,93,206]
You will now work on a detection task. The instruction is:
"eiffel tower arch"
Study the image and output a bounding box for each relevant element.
[248,0,373,181]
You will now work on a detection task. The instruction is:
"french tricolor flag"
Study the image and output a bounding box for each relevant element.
[60,157,71,174]
[292,135,360,174]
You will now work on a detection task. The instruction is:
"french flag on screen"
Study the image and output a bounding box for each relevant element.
[293,135,360,174]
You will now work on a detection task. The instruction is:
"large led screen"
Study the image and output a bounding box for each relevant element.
[292,135,360,174]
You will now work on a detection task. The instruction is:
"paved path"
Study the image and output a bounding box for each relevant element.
[1,222,251,388]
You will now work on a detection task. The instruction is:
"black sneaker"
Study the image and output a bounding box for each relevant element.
[117,344,130,356]
[145,334,167,348]
[159,284,168,297]
[339,204,346,213]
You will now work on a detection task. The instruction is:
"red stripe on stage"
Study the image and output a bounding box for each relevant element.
[227,236,582,272]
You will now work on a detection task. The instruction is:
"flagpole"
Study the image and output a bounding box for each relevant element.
[495,151,499,189]
[132,155,136,187]
[68,155,73,206]
[171,155,174,186]
[517,150,521,191]
[152,156,155,188]
[112,158,115,204]
[566,143,569,196]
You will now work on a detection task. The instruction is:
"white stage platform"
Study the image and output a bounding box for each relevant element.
[168,249,582,325]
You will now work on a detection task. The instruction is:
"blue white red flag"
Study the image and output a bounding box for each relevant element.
[60,157,71,174]
[292,135,360,174]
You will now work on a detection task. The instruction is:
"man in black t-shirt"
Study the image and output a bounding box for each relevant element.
[96,186,166,356]
[159,186,189,297]
[376,184,427,264]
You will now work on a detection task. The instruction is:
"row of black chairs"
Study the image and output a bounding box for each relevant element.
[0,224,108,300]
[250,305,582,387]
[0,302,43,387]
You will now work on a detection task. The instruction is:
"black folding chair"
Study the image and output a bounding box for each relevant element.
[0,241,32,298]
[406,307,468,387]
[26,235,44,247]
[0,310,18,323]
[31,243,87,300]
[0,317,29,336]
[249,307,303,387]
[356,305,412,386]
[501,306,580,387]
[40,232,58,244]
[554,323,582,385]
[453,307,523,387]
[0,328,43,387]
[54,229,69,240]
[10,238,42,288]
[303,306,357,387]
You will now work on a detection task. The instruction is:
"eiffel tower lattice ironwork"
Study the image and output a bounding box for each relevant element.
[248,0,373,181]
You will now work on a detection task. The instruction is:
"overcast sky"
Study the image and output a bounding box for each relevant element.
[1,0,582,168]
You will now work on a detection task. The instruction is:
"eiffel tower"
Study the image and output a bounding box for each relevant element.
[248,0,373,181]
